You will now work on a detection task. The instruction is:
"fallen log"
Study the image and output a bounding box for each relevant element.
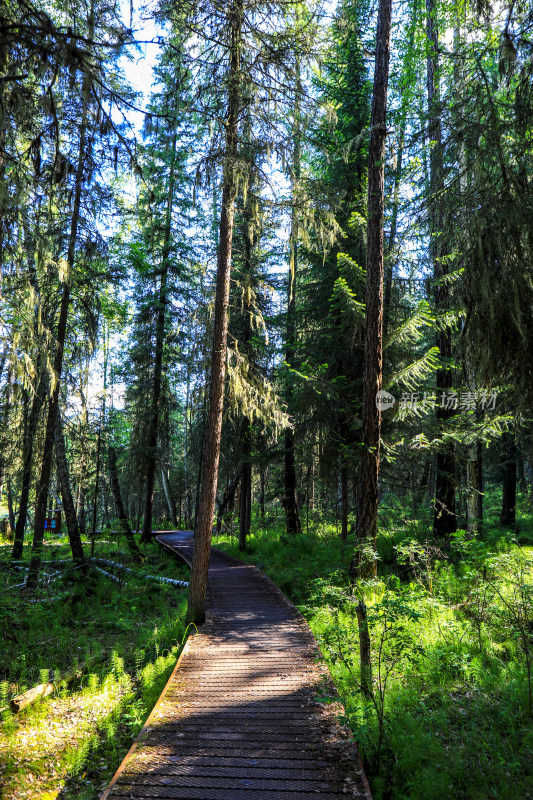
[10,651,106,713]
[91,558,188,588]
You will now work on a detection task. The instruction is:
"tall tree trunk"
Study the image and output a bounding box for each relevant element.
[516,439,528,494]
[237,186,253,551]
[55,414,85,563]
[186,0,242,625]
[216,473,240,534]
[0,356,10,513]
[184,369,191,526]
[160,465,178,527]
[246,462,252,534]
[355,0,392,578]
[356,601,373,697]
[11,373,41,561]
[108,446,143,561]
[341,462,349,542]
[6,481,15,535]
[466,439,483,534]
[26,12,93,589]
[90,420,102,557]
[383,9,416,336]
[238,420,251,551]
[135,483,143,535]
[77,365,90,537]
[427,0,456,540]
[141,122,178,543]
[500,430,517,527]
[259,466,266,520]
[383,123,405,338]
[284,60,302,537]
[12,209,45,560]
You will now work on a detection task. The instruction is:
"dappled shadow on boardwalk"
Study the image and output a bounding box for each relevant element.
[100,532,372,800]
[106,688,359,799]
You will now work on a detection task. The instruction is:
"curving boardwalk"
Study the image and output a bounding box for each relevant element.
[101,531,372,800]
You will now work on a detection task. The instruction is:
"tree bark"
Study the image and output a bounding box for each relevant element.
[259,466,266,520]
[141,121,178,542]
[26,13,93,589]
[77,367,90,537]
[466,439,483,534]
[500,430,517,527]
[108,446,143,561]
[54,414,85,563]
[12,378,45,559]
[355,0,392,577]
[356,600,373,697]
[90,421,102,556]
[284,59,302,537]
[383,123,405,338]
[186,0,242,625]
[239,427,250,551]
[216,473,240,534]
[427,0,456,540]
[6,481,15,535]
[160,466,178,527]
[341,462,348,542]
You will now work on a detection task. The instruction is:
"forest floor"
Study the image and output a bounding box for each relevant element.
[215,491,533,800]
[0,534,189,800]
[0,491,532,800]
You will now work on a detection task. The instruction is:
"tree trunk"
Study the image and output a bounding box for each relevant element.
[186,0,242,625]
[135,483,143,536]
[0,361,14,537]
[259,466,266,520]
[12,382,44,559]
[77,368,90,537]
[216,473,240,534]
[466,440,483,534]
[108,446,143,561]
[239,428,250,551]
[6,481,15,535]
[90,422,102,556]
[26,14,93,589]
[427,0,456,541]
[284,60,302,537]
[356,601,373,697]
[246,462,252,536]
[160,466,178,527]
[500,431,517,527]
[383,123,405,337]
[309,454,315,511]
[54,414,85,563]
[516,439,528,494]
[341,462,348,542]
[141,122,178,543]
[355,0,392,577]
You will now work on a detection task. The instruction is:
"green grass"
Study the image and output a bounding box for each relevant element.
[215,504,533,800]
[0,531,190,799]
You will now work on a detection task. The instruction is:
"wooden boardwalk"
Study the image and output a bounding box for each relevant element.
[101,531,372,800]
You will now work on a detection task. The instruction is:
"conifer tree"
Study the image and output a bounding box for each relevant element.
[355,0,392,575]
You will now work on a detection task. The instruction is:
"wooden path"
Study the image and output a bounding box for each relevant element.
[101,531,372,800]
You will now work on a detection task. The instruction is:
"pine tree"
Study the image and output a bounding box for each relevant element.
[355,0,392,575]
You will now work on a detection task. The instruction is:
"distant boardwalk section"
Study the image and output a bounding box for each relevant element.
[101,531,372,800]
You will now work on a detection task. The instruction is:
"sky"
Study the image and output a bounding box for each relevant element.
[119,0,161,129]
